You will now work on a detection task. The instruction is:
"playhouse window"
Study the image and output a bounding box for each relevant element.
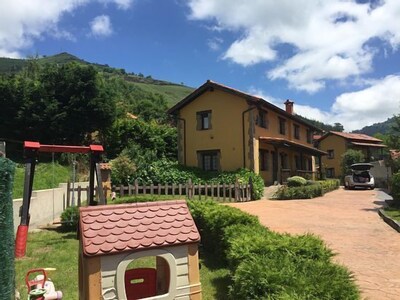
[124,256,170,300]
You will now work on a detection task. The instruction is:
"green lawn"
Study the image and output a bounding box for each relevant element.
[13,163,71,199]
[383,207,400,222]
[15,230,229,300]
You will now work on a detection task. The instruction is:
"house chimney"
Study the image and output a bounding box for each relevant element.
[284,99,294,114]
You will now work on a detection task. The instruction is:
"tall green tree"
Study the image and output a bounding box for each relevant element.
[0,62,116,145]
[341,149,365,177]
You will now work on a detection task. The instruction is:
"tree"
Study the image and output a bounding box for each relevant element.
[332,123,344,132]
[0,62,116,145]
[103,118,177,161]
[341,149,365,177]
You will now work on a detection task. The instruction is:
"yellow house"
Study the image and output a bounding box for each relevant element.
[316,131,387,178]
[168,80,326,185]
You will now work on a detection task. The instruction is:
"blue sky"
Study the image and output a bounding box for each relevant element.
[1,0,400,131]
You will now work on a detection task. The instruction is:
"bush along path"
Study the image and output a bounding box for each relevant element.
[229,188,400,299]
[188,200,360,300]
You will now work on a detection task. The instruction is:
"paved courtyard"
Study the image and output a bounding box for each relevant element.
[228,188,400,300]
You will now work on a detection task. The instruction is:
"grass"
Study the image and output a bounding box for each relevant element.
[15,229,230,300]
[12,163,71,199]
[383,207,400,222]
[15,230,78,300]
[131,82,193,106]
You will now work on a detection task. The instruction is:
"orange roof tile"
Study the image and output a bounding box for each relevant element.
[330,131,382,142]
[79,200,200,257]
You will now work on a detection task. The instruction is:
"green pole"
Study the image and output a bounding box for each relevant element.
[0,157,16,299]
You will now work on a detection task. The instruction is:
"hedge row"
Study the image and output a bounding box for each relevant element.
[274,179,340,200]
[188,200,360,299]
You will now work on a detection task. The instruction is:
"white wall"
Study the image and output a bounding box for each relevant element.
[13,182,89,233]
[370,161,392,188]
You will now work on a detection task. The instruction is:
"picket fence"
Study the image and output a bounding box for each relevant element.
[66,178,253,206]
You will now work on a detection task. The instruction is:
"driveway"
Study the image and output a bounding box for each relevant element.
[228,188,400,300]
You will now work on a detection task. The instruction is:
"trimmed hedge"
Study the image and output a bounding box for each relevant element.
[287,176,307,187]
[188,200,360,299]
[274,179,340,200]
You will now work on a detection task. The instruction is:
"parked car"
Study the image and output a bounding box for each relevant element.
[344,163,375,190]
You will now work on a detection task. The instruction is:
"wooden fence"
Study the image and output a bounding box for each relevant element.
[112,178,253,202]
[65,178,253,207]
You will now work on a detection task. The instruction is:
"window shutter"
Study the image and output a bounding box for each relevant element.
[208,112,212,129]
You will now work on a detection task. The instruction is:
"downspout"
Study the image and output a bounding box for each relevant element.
[176,117,186,165]
[242,105,256,168]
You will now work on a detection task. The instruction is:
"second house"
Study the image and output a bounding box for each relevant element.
[168,80,327,186]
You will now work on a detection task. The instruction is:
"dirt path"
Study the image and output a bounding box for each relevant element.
[228,188,400,300]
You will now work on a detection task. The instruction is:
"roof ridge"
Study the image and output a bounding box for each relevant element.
[80,199,187,212]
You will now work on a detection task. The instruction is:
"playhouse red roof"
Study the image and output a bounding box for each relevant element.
[79,200,200,257]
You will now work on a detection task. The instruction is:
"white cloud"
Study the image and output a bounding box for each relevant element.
[207,37,223,51]
[250,75,400,131]
[188,0,400,93]
[0,0,89,57]
[99,0,133,10]
[90,15,113,37]
[0,0,132,57]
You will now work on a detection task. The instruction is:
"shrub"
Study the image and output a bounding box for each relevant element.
[118,158,265,200]
[274,184,323,199]
[319,179,340,194]
[60,206,79,232]
[287,176,307,187]
[230,254,359,300]
[391,172,400,201]
[188,200,258,260]
[224,224,332,270]
[110,154,136,185]
[188,201,360,299]
[273,179,340,200]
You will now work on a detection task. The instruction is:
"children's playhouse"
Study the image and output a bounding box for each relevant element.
[78,200,201,300]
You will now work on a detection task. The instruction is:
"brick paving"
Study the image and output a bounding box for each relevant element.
[228,188,400,300]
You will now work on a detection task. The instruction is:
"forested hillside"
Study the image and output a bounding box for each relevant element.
[0,52,194,106]
[352,117,395,136]
[0,55,184,161]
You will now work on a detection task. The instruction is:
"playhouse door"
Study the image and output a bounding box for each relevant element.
[125,268,157,300]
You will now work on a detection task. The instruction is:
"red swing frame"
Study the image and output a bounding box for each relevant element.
[15,141,105,258]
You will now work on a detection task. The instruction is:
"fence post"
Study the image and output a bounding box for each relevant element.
[134,179,138,196]
[178,183,182,196]
[158,183,161,196]
[77,186,82,207]
[66,181,71,207]
[172,183,175,197]
[198,182,201,200]
[217,183,220,201]
[234,179,239,202]
[211,183,214,200]
[128,184,132,196]
[229,184,232,200]
[150,183,154,196]
[223,183,226,201]
[188,179,192,199]
[119,184,124,197]
[249,176,253,200]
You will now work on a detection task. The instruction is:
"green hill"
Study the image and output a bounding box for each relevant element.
[352,117,396,136]
[0,52,194,107]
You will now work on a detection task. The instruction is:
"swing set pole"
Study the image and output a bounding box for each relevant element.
[15,141,104,258]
